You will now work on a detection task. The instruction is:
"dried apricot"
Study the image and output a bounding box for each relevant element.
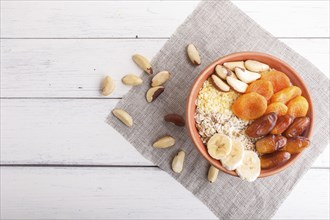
[287,96,309,118]
[245,80,273,101]
[270,86,302,103]
[265,102,288,116]
[232,92,267,120]
[261,69,291,93]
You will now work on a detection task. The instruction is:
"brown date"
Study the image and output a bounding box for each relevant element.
[282,136,310,154]
[271,115,294,135]
[256,135,287,154]
[284,117,310,138]
[260,151,291,169]
[245,112,277,138]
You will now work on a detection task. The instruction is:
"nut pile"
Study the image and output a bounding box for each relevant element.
[108,44,202,176]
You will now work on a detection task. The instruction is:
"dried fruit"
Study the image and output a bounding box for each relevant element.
[153,136,176,148]
[207,134,232,160]
[223,61,245,71]
[151,71,170,87]
[101,76,115,96]
[260,151,291,169]
[215,65,236,80]
[256,135,287,154]
[282,136,310,154]
[261,69,291,93]
[271,86,302,104]
[208,165,219,183]
[286,96,309,118]
[245,112,277,137]
[232,92,267,120]
[244,60,270,72]
[234,67,261,83]
[245,80,273,101]
[172,150,185,173]
[164,114,185,127]
[265,102,288,116]
[122,74,143,86]
[210,74,230,92]
[284,117,310,138]
[112,109,133,127]
[226,76,248,93]
[271,115,294,135]
[146,86,164,102]
[187,44,201,65]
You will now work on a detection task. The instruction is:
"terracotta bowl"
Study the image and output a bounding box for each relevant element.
[186,52,314,178]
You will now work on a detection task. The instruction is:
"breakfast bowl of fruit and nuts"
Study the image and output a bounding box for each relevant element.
[186,52,314,182]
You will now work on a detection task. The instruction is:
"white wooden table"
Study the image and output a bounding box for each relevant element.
[1,1,329,219]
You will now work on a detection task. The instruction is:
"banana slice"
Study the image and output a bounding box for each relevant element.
[207,134,232,160]
[221,140,245,171]
[236,151,261,182]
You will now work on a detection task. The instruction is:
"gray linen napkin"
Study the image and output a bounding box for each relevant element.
[107,1,329,219]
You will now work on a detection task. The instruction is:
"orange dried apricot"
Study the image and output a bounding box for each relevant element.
[245,80,273,101]
[232,92,267,120]
[286,96,309,118]
[265,102,288,116]
[271,86,302,103]
[261,69,291,93]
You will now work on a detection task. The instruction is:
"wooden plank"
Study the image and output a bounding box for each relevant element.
[1,1,329,38]
[0,167,329,219]
[1,99,328,167]
[1,39,329,98]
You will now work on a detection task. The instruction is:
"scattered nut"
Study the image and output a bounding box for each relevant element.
[122,74,143,86]
[146,86,164,102]
[132,54,153,75]
[101,76,115,96]
[187,44,201,65]
[112,109,133,127]
[210,74,230,92]
[151,71,170,87]
[153,136,176,148]
[164,114,185,127]
[234,67,261,84]
[223,61,245,71]
[172,150,185,173]
[226,76,248,93]
[245,60,269,72]
[207,165,219,183]
[215,65,237,80]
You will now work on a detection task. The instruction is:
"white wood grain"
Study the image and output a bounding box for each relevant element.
[1,99,328,167]
[1,39,329,98]
[1,1,329,38]
[0,167,329,219]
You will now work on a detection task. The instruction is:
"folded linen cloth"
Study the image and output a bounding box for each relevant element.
[107,1,329,219]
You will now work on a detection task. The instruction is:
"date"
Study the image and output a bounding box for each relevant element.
[245,112,277,138]
[260,151,291,169]
[271,115,294,135]
[284,117,310,138]
[282,136,310,154]
[256,135,287,154]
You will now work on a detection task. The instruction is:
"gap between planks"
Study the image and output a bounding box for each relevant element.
[0,164,328,169]
[1,37,330,40]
